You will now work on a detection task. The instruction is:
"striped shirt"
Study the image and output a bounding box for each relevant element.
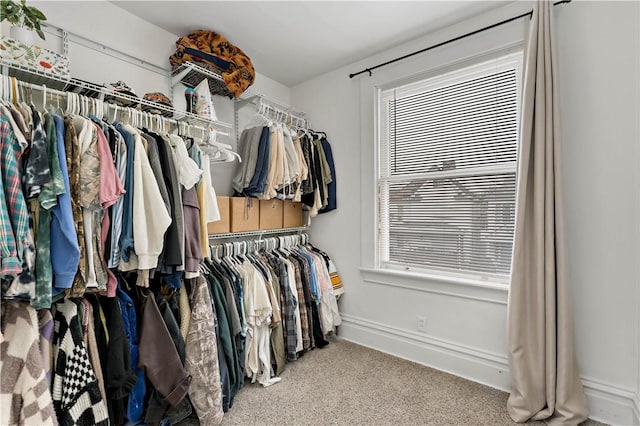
[108,128,127,268]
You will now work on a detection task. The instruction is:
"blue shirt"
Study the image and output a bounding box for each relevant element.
[296,248,319,302]
[117,286,146,422]
[115,123,135,262]
[50,114,80,294]
[246,126,270,196]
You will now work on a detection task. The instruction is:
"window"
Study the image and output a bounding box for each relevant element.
[377,52,522,282]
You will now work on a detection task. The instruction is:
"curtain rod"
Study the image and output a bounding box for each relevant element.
[348,0,571,79]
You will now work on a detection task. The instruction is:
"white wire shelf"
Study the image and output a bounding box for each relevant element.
[172,61,307,122]
[0,61,232,129]
[1,61,72,89]
[171,61,233,99]
[208,226,309,241]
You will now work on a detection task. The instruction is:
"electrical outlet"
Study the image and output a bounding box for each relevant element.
[417,316,427,332]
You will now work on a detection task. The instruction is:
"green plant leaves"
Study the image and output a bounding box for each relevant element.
[26,5,46,20]
[0,0,47,39]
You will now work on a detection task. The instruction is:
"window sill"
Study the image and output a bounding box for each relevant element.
[359,267,509,305]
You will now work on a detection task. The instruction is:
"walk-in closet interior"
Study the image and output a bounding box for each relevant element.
[0,1,638,425]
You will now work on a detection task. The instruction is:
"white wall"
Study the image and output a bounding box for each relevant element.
[29,1,291,103]
[8,1,291,196]
[4,1,638,423]
[292,1,640,424]
[555,3,640,421]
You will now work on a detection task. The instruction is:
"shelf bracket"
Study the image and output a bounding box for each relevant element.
[171,66,192,88]
[235,95,260,109]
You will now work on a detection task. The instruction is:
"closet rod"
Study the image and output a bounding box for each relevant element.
[9,77,230,138]
[239,90,304,118]
[348,0,571,79]
[259,101,308,129]
[208,226,309,241]
[1,62,232,130]
[237,94,308,130]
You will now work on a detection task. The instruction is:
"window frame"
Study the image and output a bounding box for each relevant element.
[374,50,524,286]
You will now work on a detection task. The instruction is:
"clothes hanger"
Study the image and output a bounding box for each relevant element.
[149,112,156,132]
[2,78,18,110]
[10,77,17,106]
[157,114,164,133]
[8,77,15,105]
[78,95,85,116]
[204,127,241,163]
[16,84,28,113]
[109,104,118,124]
[65,91,74,115]
[67,92,74,115]
[46,87,64,116]
[0,76,6,103]
[6,76,12,104]
[234,241,245,262]
[199,257,212,275]
[72,92,80,116]
[130,107,136,128]
[125,106,132,125]
[39,84,47,113]
[211,244,220,262]
[17,79,28,111]
[0,78,16,110]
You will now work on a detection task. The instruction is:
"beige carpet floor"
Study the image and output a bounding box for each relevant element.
[221,339,604,425]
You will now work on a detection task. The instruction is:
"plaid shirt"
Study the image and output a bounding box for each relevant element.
[0,114,29,281]
[266,253,298,361]
[289,257,312,351]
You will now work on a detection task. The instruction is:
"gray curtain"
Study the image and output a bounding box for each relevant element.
[507,1,589,425]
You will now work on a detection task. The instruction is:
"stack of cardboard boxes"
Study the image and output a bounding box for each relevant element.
[207,196,305,234]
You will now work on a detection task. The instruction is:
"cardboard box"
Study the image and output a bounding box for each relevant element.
[230,197,259,232]
[207,196,230,234]
[283,200,304,228]
[259,200,284,230]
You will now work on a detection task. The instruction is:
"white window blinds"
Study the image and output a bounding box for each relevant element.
[378,52,522,281]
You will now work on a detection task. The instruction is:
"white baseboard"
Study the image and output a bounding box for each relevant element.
[338,314,512,392]
[339,314,639,426]
[581,377,638,425]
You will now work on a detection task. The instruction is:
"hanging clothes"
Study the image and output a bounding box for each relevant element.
[2,103,227,298]
[206,235,343,375]
[0,113,36,302]
[184,276,224,424]
[50,114,80,298]
[0,301,57,426]
[0,76,344,426]
[231,113,335,215]
[51,299,110,425]
[318,136,336,213]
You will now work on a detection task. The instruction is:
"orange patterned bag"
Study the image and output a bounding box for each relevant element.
[169,30,255,98]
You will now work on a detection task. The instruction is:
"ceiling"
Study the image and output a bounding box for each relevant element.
[112,1,507,87]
